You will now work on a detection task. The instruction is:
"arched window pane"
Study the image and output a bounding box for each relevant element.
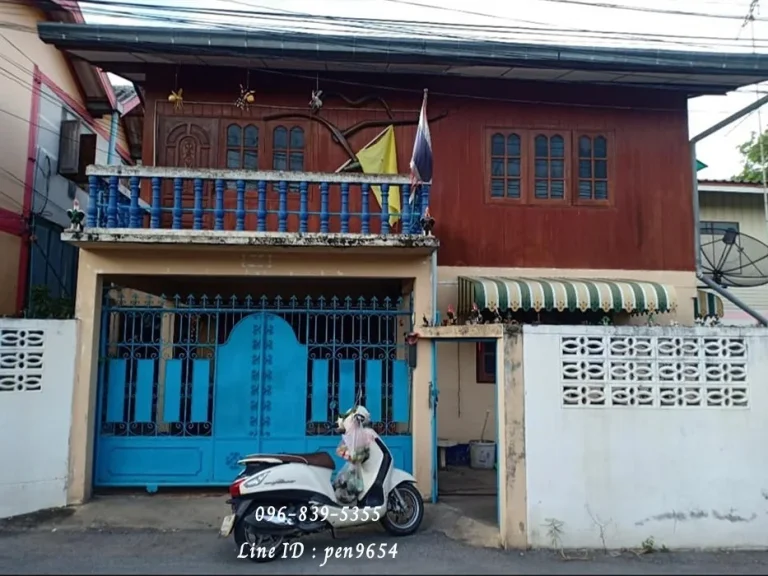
[289,127,304,149]
[491,134,505,156]
[534,135,548,157]
[244,125,259,148]
[273,126,288,150]
[578,136,592,157]
[506,134,520,157]
[550,135,565,158]
[227,124,242,147]
[594,136,607,158]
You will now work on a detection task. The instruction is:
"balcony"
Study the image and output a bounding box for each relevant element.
[62,165,438,251]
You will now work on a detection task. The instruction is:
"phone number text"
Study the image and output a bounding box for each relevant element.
[253,505,381,522]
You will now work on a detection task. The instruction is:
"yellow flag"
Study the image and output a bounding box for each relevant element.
[355,125,400,225]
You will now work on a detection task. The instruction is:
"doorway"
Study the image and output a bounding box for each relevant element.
[434,338,499,527]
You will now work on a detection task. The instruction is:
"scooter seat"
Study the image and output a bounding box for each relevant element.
[243,452,336,470]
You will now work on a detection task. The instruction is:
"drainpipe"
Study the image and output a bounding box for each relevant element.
[430,250,438,503]
[107,110,119,164]
[691,93,768,326]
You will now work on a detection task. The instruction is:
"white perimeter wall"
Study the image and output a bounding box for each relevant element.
[524,324,768,550]
[0,319,77,519]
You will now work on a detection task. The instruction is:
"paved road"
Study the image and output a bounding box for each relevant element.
[1,528,768,575]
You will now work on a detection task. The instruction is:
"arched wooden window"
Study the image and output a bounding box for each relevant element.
[489,132,522,199]
[577,135,609,201]
[533,133,566,200]
[225,123,259,170]
[272,125,304,191]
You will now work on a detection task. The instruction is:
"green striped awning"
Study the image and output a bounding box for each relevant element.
[693,289,724,319]
[458,276,677,315]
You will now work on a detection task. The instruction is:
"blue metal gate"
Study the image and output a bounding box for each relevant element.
[94,290,413,488]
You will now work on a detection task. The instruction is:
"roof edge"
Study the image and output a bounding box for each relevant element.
[37,22,768,85]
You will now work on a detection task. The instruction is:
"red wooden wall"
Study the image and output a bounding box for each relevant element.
[141,67,694,271]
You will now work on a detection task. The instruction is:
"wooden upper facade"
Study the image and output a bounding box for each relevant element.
[140,66,693,271]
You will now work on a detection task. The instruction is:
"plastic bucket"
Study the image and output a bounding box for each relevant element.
[469,440,496,469]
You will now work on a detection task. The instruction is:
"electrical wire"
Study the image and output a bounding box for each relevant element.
[0,1,760,158]
[0,0,758,114]
[743,0,768,231]
[0,49,128,161]
[523,0,758,21]
[0,50,130,212]
[69,4,768,50]
[378,0,753,25]
[10,0,768,51]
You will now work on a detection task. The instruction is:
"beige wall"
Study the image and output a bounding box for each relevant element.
[0,4,79,213]
[437,341,496,443]
[0,232,20,315]
[0,4,130,216]
[422,324,527,549]
[699,192,768,318]
[433,265,696,442]
[69,246,436,504]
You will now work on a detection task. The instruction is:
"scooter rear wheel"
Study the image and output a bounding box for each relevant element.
[233,504,283,563]
[380,482,424,536]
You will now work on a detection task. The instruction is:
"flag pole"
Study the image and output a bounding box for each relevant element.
[408,88,430,206]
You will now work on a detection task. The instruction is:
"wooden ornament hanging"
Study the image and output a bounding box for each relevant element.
[168,70,184,111]
[234,71,255,110]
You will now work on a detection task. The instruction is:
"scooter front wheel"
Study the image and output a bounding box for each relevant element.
[380,482,424,536]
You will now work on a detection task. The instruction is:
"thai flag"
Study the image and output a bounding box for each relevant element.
[409,89,433,204]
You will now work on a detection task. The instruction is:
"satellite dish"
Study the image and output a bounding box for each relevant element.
[700,228,768,288]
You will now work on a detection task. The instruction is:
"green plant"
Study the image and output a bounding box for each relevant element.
[641,536,655,553]
[736,130,768,183]
[640,536,668,554]
[26,285,74,319]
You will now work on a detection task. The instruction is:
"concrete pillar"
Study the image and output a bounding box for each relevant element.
[67,250,103,504]
[499,326,528,549]
[410,264,434,500]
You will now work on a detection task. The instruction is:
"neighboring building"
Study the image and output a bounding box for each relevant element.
[0,0,142,316]
[699,179,768,325]
[39,23,768,504]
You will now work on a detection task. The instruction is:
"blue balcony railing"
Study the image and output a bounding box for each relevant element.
[85,166,430,236]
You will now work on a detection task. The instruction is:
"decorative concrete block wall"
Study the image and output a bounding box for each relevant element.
[0,319,77,519]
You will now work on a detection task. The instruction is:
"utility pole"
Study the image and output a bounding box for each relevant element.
[742,0,768,235]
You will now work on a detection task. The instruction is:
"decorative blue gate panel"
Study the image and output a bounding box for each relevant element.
[94,291,414,488]
[211,312,309,483]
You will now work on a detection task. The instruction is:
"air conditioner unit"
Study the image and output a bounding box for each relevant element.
[57,119,97,185]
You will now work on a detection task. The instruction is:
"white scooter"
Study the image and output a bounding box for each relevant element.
[219,406,424,562]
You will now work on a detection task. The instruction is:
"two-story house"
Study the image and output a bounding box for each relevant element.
[0,0,142,316]
[38,22,768,505]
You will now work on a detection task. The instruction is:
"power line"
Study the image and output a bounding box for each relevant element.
[378,0,753,25]
[0,0,763,59]
[19,6,768,57]
[2,0,759,109]
[0,54,123,160]
[13,0,768,51]
[527,0,761,21]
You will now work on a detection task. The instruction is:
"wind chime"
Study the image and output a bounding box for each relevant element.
[234,70,256,111]
[168,69,184,111]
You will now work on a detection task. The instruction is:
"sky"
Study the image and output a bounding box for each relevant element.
[81,0,768,182]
